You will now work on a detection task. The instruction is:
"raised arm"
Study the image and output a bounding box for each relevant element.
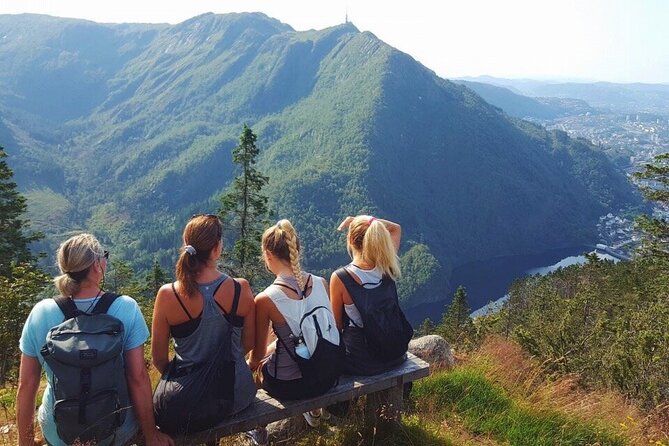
[378,218,401,253]
[337,215,401,252]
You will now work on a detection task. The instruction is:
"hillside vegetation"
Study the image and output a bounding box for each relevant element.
[0,13,641,307]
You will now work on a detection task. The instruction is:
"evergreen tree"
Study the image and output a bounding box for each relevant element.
[143,260,170,299]
[0,147,42,277]
[0,147,49,382]
[106,259,143,297]
[219,125,270,283]
[416,318,435,337]
[634,153,669,260]
[438,286,474,347]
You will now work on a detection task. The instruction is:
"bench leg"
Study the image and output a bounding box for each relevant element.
[364,381,404,430]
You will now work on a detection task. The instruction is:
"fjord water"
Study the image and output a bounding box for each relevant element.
[404,246,592,326]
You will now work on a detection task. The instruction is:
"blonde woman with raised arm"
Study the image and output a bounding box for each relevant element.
[330,215,412,376]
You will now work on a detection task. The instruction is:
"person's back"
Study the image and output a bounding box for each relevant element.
[330,216,412,375]
[248,219,342,438]
[17,233,173,446]
[151,214,256,435]
[259,272,339,398]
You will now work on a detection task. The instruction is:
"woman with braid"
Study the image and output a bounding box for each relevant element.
[248,219,337,435]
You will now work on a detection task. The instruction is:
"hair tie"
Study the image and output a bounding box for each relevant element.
[184,245,197,256]
[368,216,376,225]
[66,269,89,282]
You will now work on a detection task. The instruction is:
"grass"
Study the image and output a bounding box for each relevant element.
[1,337,667,445]
[413,370,623,445]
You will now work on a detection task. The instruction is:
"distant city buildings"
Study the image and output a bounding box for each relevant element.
[528,109,669,258]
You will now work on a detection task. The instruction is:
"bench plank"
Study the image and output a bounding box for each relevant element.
[175,353,429,445]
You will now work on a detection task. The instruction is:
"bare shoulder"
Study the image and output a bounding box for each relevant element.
[233,277,251,289]
[155,283,175,301]
[330,271,344,287]
[254,291,270,304]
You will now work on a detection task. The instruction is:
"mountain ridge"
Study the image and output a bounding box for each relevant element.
[0,13,642,307]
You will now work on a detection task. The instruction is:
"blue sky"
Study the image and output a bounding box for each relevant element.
[1,0,667,84]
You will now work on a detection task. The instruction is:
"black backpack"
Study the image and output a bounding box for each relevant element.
[41,293,128,445]
[153,279,240,435]
[336,268,414,362]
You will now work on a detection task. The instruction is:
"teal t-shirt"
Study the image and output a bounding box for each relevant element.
[19,295,150,446]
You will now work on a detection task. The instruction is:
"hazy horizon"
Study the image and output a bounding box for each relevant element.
[2,0,668,85]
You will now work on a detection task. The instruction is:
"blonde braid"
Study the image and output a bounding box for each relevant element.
[278,220,305,292]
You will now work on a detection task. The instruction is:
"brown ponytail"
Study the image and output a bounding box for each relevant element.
[175,215,223,298]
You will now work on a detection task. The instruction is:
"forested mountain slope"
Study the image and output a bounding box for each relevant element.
[0,13,641,307]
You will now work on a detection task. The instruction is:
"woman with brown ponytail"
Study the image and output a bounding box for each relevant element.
[330,215,412,375]
[247,219,339,436]
[151,215,256,434]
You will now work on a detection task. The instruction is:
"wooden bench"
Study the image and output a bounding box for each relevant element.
[174,353,430,445]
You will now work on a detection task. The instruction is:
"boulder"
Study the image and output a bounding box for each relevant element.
[408,335,454,368]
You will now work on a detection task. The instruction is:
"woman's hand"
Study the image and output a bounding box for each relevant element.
[337,216,355,232]
[247,357,260,371]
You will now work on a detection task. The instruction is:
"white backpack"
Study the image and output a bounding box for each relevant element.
[266,275,340,355]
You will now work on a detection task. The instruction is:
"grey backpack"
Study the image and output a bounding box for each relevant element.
[41,293,129,445]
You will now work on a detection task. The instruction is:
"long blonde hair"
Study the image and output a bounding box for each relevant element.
[54,233,104,297]
[347,216,400,281]
[262,219,305,291]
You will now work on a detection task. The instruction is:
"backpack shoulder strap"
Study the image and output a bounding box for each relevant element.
[92,292,121,314]
[54,296,80,320]
[335,267,358,288]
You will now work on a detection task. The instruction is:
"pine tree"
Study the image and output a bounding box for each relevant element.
[634,153,669,260]
[416,318,435,337]
[438,286,474,346]
[143,260,170,299]
[0,147,49,383]
[219,125,270,283]
[0,147,42,277]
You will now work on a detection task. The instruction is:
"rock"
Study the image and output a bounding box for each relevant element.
[408,335,454,368]
[266,415,307,442]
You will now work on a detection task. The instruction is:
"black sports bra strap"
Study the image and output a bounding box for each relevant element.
[171,283,193,320]
[273,282,296,293]
[212,278,241,317]
[230,279,241,317]
[272,275,312,298]
[212,278,228,314]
